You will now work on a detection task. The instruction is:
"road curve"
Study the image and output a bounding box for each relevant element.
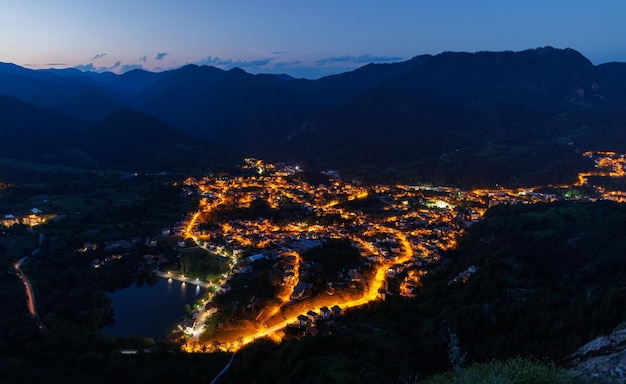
[210,351,237,384]
[14,238,43,329]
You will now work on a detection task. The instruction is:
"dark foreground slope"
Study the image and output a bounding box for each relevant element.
[434,201,626,361]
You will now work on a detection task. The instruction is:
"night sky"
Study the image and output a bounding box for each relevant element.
[1,1,625,78]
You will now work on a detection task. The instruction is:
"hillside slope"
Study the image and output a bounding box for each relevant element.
[0,95,232,173]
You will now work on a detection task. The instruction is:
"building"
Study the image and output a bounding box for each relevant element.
[183,319,196,334]
[307,310,319,322]
[205,302,219,316]
[319,306,331,320]
[297,314,309,327]
[247,253,266,263]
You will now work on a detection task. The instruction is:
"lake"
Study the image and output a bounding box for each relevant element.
[103,277,206,340]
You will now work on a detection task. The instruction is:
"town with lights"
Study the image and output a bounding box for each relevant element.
[102,150,626,353]
[3,149,626,382]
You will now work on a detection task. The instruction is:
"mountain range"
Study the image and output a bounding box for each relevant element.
[2,47,626,186]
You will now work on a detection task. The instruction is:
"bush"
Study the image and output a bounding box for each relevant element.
[422,357,584,384]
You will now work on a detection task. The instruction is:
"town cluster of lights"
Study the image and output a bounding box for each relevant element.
[173,152,626,352]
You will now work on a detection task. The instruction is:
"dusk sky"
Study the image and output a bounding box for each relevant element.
[1,1,626,79]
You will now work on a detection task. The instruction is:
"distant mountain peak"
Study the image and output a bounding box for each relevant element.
[228,67,248,75]
[0,61,32,74]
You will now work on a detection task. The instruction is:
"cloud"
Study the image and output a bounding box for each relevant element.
[354,54,404,63]
[139,55,147,62]
[314,55,354,65]
[230,58,272,68]
[121,64,144,73]
[73,61,121,73]
[73,63,95,71]
[271,51,288,55]
[194,56,234,67]
[105,61,122,71]
[91,53,107,61]
[45,63,68,66]
[273,60,301,68]
[155,52,168,61]
[315,54,404,66]
[194,55,272,69]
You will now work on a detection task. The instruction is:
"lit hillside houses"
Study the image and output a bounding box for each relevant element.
[449,265,478,285]
[1,209,49,227]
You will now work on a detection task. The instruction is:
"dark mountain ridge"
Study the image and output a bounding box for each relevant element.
[0,94,232,173]
[3,47,626,186]
[285,48,626,186]
[0,62,170,120]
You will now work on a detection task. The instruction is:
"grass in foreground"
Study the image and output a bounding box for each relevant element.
[420,357,586,384]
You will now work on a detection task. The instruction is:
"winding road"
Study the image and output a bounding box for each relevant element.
[194,229,415,353]
[14,233,44,328]
[210,352,237,384]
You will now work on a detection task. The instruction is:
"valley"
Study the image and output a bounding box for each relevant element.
[1,150,605,353]
[2,150,626,383]
[2,47,626,383]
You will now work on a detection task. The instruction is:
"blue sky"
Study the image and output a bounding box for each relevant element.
[1,1,625,78]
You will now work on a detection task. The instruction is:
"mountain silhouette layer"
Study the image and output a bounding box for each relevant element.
[2,47,626,186]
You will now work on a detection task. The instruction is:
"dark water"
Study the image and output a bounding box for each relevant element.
[103,278,205,339]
